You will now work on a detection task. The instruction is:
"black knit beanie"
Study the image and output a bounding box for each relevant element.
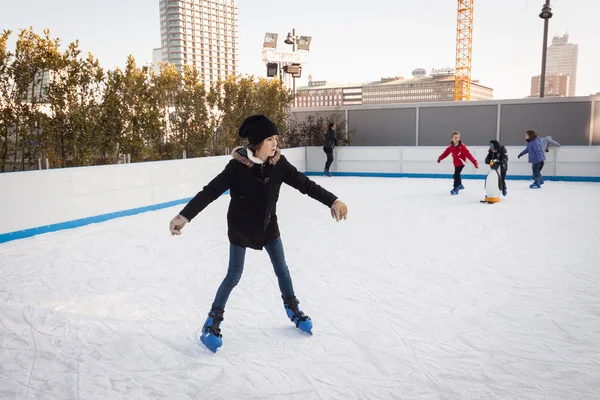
[238,115,279,145]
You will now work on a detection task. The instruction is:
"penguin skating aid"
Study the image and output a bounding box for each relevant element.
[481,160,502,204]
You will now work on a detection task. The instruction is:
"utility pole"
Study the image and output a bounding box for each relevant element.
[292,28,297,107]
[539,1,553,98]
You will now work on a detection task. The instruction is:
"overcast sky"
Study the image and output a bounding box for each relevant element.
[2,0,598,99]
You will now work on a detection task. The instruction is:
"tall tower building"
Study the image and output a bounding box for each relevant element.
[159,0,238,87]
[545,34,578,96]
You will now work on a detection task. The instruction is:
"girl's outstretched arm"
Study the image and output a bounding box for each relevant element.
[281,155,338,207]
[179,162,236,222]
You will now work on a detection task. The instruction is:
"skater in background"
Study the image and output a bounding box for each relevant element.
[437,131,479,195]
[518,130,546,189]
[485,140,508,196]
[169,115,348,352]
[323,122,338,177]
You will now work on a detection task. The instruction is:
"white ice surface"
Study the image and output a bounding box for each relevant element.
[1,178,600,400]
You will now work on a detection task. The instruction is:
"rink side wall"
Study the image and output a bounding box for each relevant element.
[306,146,600,180]
[0,148,307,243]
[1,146,599,243]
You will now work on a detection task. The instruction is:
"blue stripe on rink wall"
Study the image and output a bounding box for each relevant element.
[305,172,600,182]
[0,196,194,244]
[2,170,599,244]
[0,191,233,244]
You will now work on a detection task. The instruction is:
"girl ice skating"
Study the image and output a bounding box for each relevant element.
[169,114,348,353]
[518,130,546,189]
[437,131,479,195]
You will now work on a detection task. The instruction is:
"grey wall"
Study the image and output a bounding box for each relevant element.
[500,102,591,145]
[418,105,497,146]
[349,108,416,146]
[593,102,600,145]
[290,97,597,147]
[290,110,345,124]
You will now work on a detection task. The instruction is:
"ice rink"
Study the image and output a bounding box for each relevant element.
[1,177,600,400]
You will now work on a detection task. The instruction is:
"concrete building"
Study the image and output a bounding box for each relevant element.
[152,48,163,74]
[545,34,578,96]
[530,73,570,97]
[295,81,363,108]
[159,0,238,87]
[295,69,493,108]
[27,70,54,103]
[361,75,493,105]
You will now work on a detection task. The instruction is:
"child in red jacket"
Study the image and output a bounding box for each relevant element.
[437,131,479,195]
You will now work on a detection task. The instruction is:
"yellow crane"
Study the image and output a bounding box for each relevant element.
[455,0,474,101]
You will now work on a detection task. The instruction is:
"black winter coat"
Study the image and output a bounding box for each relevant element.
[324,129,337,149]
[485,141,508,170]
[179,147,338,250]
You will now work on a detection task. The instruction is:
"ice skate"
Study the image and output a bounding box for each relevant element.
[283,296,313,334]
[199,308,224,353]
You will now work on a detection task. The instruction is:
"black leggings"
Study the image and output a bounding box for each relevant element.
[453,166,464,189]
[324,147,334,170]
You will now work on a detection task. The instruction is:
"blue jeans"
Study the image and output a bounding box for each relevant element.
[211,237,295,310]
[532,162,543,182]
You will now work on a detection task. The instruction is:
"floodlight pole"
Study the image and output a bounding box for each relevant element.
[539,1,553,98]
[292,28,297,107]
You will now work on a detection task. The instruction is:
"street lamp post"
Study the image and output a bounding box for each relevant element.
[285,29,298,106]
[539,1,553,98]
[263,30,311,107]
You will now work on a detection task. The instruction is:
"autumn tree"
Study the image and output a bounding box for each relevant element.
[0,27,304,172]
[45,41,104,167]
[0,30,13,172]
[208,75,293,154]
[0,28,62,171]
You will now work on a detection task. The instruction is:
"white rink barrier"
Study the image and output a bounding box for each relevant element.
[0,148,307,243]
[305,146,600,180]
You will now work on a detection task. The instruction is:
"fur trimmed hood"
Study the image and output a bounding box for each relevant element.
[231,146,281,168]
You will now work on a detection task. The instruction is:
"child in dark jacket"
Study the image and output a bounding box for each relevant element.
[485,140,508,196]
[169,115,348,352]
[518,130,546,189]
[437,131,479,195]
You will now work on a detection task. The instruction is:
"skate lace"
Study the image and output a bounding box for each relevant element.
[205,312,224,337]
[285,299,308,322]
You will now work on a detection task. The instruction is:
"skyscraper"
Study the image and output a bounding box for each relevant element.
[545,34,578,96]
[27,70,54,103]
[159,0,238,87]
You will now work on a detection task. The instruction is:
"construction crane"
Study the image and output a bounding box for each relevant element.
[454,0,474,101]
